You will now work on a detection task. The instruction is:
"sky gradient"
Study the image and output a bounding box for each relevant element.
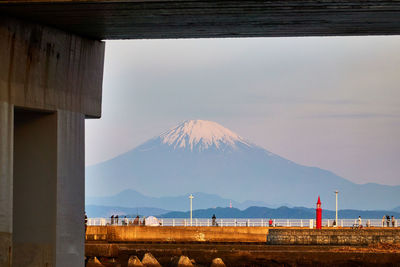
[86,36,400,186]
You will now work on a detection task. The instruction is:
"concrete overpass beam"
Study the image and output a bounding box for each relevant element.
[0,16,104,118]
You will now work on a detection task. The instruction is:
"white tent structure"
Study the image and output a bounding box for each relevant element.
[145,216,161,226]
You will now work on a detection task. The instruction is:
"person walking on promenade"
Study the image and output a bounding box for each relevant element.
[133,215,140,225]
[142,216,146,226]
[358,216,362,227]
[123,216,128,226]
[392,216,396,227]
[386,215,390,227]
[115,215,119,225]
[85,212,88,233]
[111,215,114,225]
[382,216,386,227]
[269,218,273,227]
[212,214,217,226]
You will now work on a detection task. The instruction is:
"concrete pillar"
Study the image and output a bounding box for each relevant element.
[0,16,104,267]
[0,101,13,267]
[13,110,58,266]
[56,110,85,267]
[12,109,85,267]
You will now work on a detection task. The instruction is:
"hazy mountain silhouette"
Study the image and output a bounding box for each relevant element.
[86,120,400,210]
[160,206,400,219]
[85,189,274,211]
[85,205,169,218]
[392,206,400,212]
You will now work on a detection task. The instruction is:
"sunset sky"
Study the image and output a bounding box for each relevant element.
[86,36,400,186]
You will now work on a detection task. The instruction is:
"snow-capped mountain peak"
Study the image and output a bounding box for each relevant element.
[159,120,251,151]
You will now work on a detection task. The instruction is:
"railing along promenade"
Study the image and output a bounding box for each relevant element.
[88,218,398,228]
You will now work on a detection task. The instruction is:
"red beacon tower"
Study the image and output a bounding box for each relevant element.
[316,196,322,229]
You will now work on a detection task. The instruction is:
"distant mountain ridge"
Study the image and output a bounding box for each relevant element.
[86,204,400,220]
[393,206,400,212]
[86,189,400,219]
[85,189,276,211]
[85,205,169,218]
[86,120,400,210]
[160,206,400,219]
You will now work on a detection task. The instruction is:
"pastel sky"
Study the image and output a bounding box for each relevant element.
[86,36,400,186]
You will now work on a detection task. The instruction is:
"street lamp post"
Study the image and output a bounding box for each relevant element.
[189,194,194,226]
[335,190,339,227]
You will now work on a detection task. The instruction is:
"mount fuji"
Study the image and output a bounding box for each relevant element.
[86,120,400,210]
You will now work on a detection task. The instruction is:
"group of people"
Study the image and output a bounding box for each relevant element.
[353,215,397,228]
[382,215,396,227]
[110,215,130,225]
[109,215,147,226]
[355,215,397,228]
[211,214,275,227]
[110,214,119,224]
[132,215,147,225]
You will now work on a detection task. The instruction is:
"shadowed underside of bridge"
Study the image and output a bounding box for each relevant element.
[1,0,400,39]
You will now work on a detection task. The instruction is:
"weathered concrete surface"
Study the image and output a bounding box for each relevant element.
[0,232,11,267]
[173,255,193,267]
[0,101,13,267]
[56,110,85,267]
[1,1,400,39]
[86,243,400,266]
[12,110,57,267]
[127,255,143,267]
[141,253,161,267]
[11,243,53,267]
[0,16,104,118]
[86,243,119,258]
[86,226,269,243]
[87,257,105,267]
[0,10,103,267]
[85,227,400,265]
[10,109,85,267]
[267,228,400,245]
[210,258,226,267]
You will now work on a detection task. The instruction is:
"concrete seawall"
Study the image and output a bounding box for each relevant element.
[86,227,400,265]
[267,228,400,245]
[86,226,269,243]
[86,226,400,245]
